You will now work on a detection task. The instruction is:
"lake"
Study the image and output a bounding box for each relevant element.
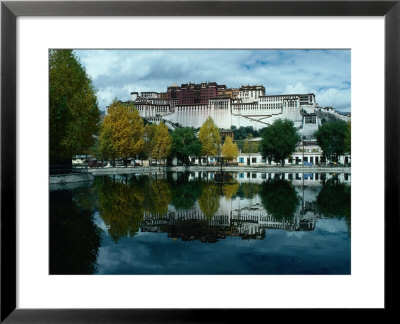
[49,171,351,275]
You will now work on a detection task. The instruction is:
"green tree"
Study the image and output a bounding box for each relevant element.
[232,126,260,140]
[171,127,201,165]
[50,49,100,167]
[198,117,221,165]
[99,100,145,167]
[242,138,252,154]
[344,121,351,154]
[241,134,259,164]
[314,120,348,163]
[260,178,299,220]
[242,135,259,153]
[151,122,172,167]
[260,119,300,166]
[222,136,239,163]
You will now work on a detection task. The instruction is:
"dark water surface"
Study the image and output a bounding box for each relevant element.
[50,171,351,275]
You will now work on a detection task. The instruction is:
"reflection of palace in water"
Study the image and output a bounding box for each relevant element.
[99,171,350,243]
[136,171,349,242]
[141,205,317,242]
[182,170,351,184]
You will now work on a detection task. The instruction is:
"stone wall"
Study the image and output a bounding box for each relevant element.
[49,173,94,185]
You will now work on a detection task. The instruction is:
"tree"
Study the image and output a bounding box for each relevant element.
[143,123,157,165]
[241,134,259,165]
[231,126,260,140]
[222,136,239,163]
[125,104,146,164]
[242,138,251,154]
[171,127,201,165]
[260,119,300,166]
[50,49,100,169]
[99,100,145,166]
[314,120,348,163]
[151,122,172,167]
[98,125,117,165]
[344,121,351,154]
[198,117,221,165]
[242,135,259,154]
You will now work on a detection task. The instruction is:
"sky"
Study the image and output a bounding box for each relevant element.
[74,49,351,112]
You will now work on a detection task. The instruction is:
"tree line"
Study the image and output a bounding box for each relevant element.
[95,100,240,167]
[95,102,351,167]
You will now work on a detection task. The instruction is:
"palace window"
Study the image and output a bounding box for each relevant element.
[305,115,317,124]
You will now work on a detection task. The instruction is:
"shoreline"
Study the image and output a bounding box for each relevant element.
[49,165,351,189]
[49,173,94,191]
[87,165,351,175]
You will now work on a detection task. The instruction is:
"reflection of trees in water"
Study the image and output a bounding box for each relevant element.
[317,179,351,235]
[198,183,220,219]
[93,173,350,242]
[169,173,201,210]
[96,175,172,241]
[50,191,102,274]
[169,173,205,210]
[260,179,299,220]
[236,182,261,199]
[98,176,144,242]
[172,181,202,210]
[148,179,171,215]
[222,180,239,200]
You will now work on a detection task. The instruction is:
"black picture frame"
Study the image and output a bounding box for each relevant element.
[1,0,399,322]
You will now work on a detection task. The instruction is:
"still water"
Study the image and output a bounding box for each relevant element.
[50,171,351,275]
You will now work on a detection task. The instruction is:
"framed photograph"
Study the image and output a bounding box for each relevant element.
[1,0,399,322]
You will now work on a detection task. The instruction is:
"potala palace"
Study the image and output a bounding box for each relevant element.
[126,82,350,138]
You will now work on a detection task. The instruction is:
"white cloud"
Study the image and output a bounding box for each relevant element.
[74,49,351,112]
[284,82,309,94]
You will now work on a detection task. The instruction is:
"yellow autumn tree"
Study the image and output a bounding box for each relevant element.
[198,117,221,165]
[99,100,144,166]
[151,122,172,166]
[222,136,239,163]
